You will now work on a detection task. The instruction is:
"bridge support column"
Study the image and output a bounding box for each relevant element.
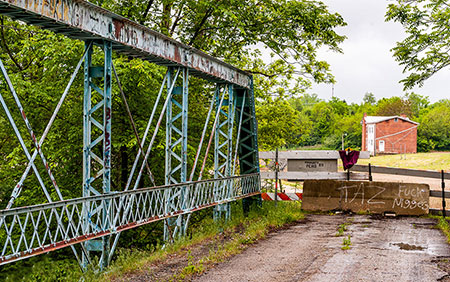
[237,78,261,215]
[214,84,236,221]
[82,40,112,270]
[164,67,189,241]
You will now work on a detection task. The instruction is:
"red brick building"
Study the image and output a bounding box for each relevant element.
[361,114,419,155]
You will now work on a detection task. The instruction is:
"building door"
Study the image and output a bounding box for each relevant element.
[379,140,385,152]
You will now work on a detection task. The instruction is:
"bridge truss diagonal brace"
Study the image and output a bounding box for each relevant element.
[0,51,98,267]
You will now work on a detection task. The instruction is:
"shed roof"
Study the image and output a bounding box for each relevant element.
[364,116,419,125]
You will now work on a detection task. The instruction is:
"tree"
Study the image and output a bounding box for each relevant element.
[328,96,349,116]
[386,0,450,89]
[256,99,305,150]
[363,92,376,105]
[98,0,347,98]
[418,104,450,151]
[375,96,413,117]
[288,93,322,112]
[310,101,336,140]
[405,92,429,117]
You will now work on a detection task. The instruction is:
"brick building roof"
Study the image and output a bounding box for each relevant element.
[363,115,419,125]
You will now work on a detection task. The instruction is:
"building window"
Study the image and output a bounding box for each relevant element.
[394,118,398,122]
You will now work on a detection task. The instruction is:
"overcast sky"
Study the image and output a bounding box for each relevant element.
[310,0,450,104]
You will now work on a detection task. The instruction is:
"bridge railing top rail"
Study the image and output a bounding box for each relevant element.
[0,173,260,265]
[0,173,260,217]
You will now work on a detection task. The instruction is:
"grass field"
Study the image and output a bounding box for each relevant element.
[355,152,450,171]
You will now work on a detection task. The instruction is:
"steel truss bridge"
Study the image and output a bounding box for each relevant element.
[0,0,260,270]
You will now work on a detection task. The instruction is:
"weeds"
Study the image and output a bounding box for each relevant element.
[174,250,205,280]
[97,201,304,281]
[435,216,450,243]
[342,235,352,250]
[2,201,304,281]
[335,222,350,237]
[356,210,371,215]
[335,219,352,250]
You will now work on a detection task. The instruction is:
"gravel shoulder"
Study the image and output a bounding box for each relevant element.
[194,214,450,282]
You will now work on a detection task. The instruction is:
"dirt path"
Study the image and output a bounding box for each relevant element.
[194,214,450,282]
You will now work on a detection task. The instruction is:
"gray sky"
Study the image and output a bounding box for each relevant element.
[310,0,450,104]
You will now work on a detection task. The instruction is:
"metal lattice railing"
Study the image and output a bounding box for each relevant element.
[0,0,261,270]
[0,173,260,265]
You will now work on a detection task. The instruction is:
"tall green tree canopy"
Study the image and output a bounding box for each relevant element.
[98,0,347,97]
[375,96,413,117]
[386,0,450,89]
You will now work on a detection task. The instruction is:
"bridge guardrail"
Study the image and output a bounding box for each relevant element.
[0,173,260,265]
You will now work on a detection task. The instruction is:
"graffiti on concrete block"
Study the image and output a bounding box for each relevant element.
[336,182,428,211]
[338,184,386,205]
[302,180,430,215]
[393,186,429,210]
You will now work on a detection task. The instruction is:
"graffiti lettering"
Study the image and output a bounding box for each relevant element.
[367,186,386,205]
[338,183,428,210]
[392,198,428,211]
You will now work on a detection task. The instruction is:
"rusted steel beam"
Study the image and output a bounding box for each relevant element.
[0,191,260,266]
[0,0,251,88]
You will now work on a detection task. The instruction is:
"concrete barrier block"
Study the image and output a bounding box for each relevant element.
[302,180,429,215]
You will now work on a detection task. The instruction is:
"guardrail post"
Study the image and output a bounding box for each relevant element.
[369,163,373,181]
[442,169,446,218]
[275,148,279,206]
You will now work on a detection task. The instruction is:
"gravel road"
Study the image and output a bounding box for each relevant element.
[194,214,450,282]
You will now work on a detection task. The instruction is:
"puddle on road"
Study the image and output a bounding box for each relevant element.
[358,221,372,225]
[392,242,425,251]
[411,222,436,229]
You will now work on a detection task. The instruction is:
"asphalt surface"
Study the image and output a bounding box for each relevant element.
[194,214,450,282]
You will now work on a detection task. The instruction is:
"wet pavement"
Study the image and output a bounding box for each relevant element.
[194,214,450,282]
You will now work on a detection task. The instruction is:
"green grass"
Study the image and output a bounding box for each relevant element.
[355,152,450,171]
[435,216,450,242]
